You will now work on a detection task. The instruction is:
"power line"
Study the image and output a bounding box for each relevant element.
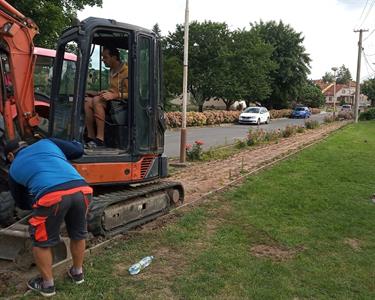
[363,50,375,73]
[363,28,375,42]
[359,0,370,21]
[360,0,375,28]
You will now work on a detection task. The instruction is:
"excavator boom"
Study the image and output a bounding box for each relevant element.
[0,0,39,139]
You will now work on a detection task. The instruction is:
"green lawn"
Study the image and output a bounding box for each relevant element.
[26,121,375,299]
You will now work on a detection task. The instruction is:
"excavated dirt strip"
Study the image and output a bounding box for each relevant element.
[0,121,348,297]
[168,121,348,206]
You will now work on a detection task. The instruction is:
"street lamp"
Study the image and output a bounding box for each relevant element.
[331,67,338,118]
[179,0,189,163]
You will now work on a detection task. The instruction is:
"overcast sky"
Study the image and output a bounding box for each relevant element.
[78,0,375,81]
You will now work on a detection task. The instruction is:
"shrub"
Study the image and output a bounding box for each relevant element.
[186,140,204,161]
[296,126,305,133]
[282,125,297,137]
[337,111,353,120]
[264,129,282,141]
[359,108,375,121]
[323,115,335,123]
[305,119,319,129]
[235,139,247,149]
[246,129,265,146]
[269,109,292,119]
[310,108,321,115]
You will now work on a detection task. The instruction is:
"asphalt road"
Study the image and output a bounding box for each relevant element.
[164,112,330,158]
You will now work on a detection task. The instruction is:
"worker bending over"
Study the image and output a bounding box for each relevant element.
[5,138,92,297]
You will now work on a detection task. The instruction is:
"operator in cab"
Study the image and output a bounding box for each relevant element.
[84,46,128,148]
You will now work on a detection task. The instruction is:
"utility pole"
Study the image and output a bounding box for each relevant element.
[179,0,189,163]
[331,67,337,119]
[354,29,368,123]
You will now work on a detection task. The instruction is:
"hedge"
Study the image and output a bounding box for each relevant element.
[165,108,321,128]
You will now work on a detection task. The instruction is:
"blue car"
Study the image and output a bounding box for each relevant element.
[291,107,311,118]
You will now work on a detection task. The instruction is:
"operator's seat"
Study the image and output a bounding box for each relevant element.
[104,99,128,149]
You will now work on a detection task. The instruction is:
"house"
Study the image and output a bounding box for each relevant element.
[313,80,370,108]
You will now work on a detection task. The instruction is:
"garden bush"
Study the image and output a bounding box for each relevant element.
[359,108,375,121]
[337,111,353,120]
[323,115,335,123]
[269,109,292,119]
[282,125,297,137]
[186,140,204,161]
[305,119,319,129]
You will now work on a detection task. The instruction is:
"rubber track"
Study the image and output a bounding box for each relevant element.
[87,181,184,237]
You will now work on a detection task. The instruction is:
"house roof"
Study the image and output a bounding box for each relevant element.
[313,80,356,96]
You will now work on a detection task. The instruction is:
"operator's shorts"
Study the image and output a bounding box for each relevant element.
[28,186,93,248]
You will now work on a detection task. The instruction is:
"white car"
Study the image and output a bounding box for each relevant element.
[341,104,352,112]
[238,107,270,125]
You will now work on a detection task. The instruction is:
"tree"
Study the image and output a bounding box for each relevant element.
[250,20,311,109]
[297,81,325,108]
[216,29,275,110]
[322,72,334,83]
[336,65,352,84]
[164,21,231,112]
[362,77,375,106]
[163,56,182,110]
[152,23,162,39]
[9,0,102,48]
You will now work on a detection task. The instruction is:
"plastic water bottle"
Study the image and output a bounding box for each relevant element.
[128,256,154,275]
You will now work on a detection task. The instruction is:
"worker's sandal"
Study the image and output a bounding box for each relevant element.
[67,267,85,284]
[27,276,56,297]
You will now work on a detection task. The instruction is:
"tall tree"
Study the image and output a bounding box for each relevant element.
[336,65,352,84]
[152,23,162,39]
[216,29,275,110]
[165,21,231,112]
[297,81,325,108]
[322,72,334,83]
[250,20,311,109]
[8,0,102,48]
[362,77,375,106]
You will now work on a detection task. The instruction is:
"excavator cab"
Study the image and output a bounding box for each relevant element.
[49,18,167,185]
[48,18,183,237]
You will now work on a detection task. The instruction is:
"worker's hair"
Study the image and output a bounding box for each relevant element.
[103,46,120,61]
[4,138,28,156]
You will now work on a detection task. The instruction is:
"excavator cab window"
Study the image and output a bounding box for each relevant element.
[34,56,53,98]
[51,41,79,140]
[86,38,130,151]
[86,30,131,153]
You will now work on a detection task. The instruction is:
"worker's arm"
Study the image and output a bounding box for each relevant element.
[49,138,84,160]
[8,175,33,210]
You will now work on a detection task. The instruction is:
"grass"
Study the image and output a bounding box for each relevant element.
[24,121,375,299]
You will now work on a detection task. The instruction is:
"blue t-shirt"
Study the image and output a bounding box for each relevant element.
[9,138,86,208]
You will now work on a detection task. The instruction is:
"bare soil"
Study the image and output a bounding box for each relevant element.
[250,244,306,261]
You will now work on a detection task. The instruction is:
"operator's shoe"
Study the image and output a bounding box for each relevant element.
[27,276,56,297]
[67,267,85,284]
[85,138,105,149]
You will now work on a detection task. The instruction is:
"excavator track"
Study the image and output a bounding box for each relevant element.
[87,181,184,237]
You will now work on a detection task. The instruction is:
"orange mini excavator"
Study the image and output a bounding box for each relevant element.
[0,0,183,265]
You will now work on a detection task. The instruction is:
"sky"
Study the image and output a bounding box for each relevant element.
[78,0,375,81]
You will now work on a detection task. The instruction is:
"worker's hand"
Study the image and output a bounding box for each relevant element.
[101,91,117,101]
